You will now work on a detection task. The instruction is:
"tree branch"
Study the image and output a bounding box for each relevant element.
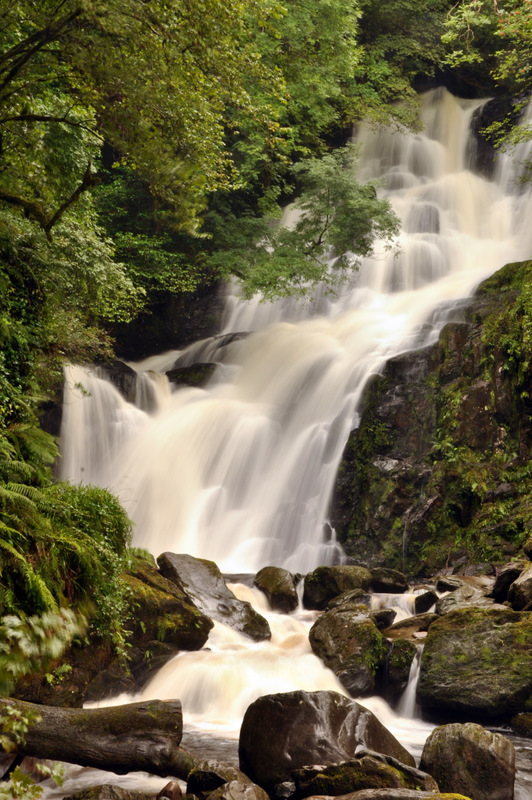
[0,161,98,240]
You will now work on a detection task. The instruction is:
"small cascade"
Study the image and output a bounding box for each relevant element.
[396,645,423,719]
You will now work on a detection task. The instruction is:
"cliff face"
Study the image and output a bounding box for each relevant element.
[330,260,532,577]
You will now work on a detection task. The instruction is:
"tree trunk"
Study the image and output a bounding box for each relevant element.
[0,697,199,778]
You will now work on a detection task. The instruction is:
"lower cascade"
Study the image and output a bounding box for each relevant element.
[53,88,532,798]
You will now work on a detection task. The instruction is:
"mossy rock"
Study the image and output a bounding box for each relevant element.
[309,606,388,696]
[303,565,372,610]
[417,607,532,720]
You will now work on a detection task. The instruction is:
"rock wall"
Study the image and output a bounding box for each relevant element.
[330,260,532,577]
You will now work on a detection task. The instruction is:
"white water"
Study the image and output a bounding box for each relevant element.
[54,88,532,797]
[60,88,532,576]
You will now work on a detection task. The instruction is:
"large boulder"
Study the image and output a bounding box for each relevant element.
[308,607,388,696]
[303,566,372,610]
[292,751,438,797]
[157,553,271,641]
[419,722,515,800]
[238,690,415,793]
[254,566,299,613]
[417,608,532,719]
[300,792,472,799]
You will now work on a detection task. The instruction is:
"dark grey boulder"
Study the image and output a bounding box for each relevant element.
[414,590,438,614]
[303,566,372,610]
[507,564,532,610]
[420,722,515,800]
[157,552,270,641]
[254,566,298,613]
[491,562,526,603]
[238,690,415,793]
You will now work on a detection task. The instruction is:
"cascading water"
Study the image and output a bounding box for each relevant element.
[60,88,532,575]
[54,88,532,798]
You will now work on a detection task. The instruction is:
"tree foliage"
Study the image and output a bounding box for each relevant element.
[207,144,400,300]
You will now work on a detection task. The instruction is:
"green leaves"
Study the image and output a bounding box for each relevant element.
[208,143,400,300]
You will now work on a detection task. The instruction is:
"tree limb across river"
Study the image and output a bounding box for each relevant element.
[0,697,199,778]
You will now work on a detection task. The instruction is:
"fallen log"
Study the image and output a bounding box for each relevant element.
[0,697,199,779]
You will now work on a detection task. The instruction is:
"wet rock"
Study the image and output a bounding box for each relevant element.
[158,553,271,641]
[420,722,515,800]
[491,562,525,603]
[435,582,503,615]
[63,788,152,800]
[300,792,472,799]
[157,781,182,800]
[303,566,372,611]
[292,751,438,797]
[382,613,438,642]
[370,608,397,630]
[369,568,408,594]
[417,608,532,719]
[254,566,299,613]
[326,590,372,610]
[509,712,532,737]
[238,690,415,792]
[187,760,255,799]
[507,564,532,610]
[207,781,270,800]
[309,606,388,696]
[435,577,465,593]
[385,640,418,701]
[414,590,438,614]
[166,363,217,388]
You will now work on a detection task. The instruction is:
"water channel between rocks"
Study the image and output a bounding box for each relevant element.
[53,88,532,797]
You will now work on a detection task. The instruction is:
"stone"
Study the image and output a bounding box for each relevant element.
[369,568,408,594]
[238,690,415,792]
[326,590,372,610]
[382,613,438,642]
[491,562,526,602]
[385,639,418,701]
[435,582,504,615]
[370,608,397,630]
[254,566,298,613]
[157,552,270,641]
[507,565,532,610]
[420,722,515,800]
[417,608,532,719]
[207,781,270,800]
[414,590,438,614]
[63,788,152,800]
[292,751,438,797]
[303,566,372,610]
[187,760,255,800]
[157,782,182,800]
[308,606,388,696]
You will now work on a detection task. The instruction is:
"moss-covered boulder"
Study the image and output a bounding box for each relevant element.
[292,752,438,797]
[254,566,298,613]
[238,690,415,793]
[303,566,372,610]
[158,552,271,641]
[417,608,532,720]
[63,788,152,800]
[187,760,258,799]
[309,606,388,696]
[419,722,515,800]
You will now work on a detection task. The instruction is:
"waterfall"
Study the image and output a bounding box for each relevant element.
[59,88,532,575]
